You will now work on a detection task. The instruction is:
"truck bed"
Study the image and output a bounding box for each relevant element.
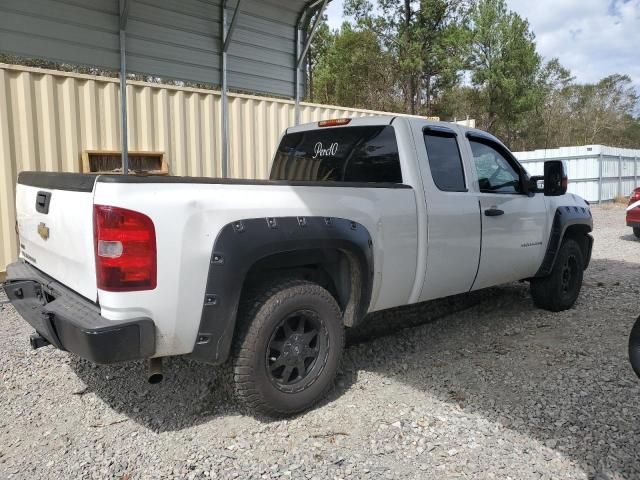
[15,171,419,357]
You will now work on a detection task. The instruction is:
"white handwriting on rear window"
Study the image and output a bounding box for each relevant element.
[312,142,339,158]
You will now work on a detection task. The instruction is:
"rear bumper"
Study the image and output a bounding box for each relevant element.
[3,261,155,364]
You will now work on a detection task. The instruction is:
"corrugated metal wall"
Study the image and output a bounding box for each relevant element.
[0,63,433,272]
[0,0,310,97]
[514,145,640,203]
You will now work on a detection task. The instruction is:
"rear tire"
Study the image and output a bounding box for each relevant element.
[634,227,640,239]
[233,279,344,417]
[530,239,584,312]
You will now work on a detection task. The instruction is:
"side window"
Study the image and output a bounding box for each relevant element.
[469,139,522,194]
[423,130,466,192]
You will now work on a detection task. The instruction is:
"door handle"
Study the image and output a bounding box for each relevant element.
[484,208,504,217]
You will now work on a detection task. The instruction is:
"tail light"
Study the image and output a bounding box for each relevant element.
[94,205,157,292]
[629,188,640,206]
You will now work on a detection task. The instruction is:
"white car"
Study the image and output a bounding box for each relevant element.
[3,116,593,416]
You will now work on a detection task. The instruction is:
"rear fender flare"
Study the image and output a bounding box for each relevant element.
[189,216,373,364]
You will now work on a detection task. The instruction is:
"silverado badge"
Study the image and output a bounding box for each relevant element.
[38,222,50,241]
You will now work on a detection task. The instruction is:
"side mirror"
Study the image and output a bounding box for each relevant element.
[543,160,567,196]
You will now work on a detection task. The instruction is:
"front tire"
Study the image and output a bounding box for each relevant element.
[634,227,640,239]
[233,279,344,417]
[530,239,584,312]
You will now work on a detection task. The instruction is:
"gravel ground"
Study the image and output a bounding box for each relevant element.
[1,204,639,479]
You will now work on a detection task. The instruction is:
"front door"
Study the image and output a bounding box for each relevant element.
[467,136,548,290]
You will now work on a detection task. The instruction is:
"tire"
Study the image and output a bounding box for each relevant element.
[629,316,640,379]
[634,227,640,239]
[530,238,584,312]
[233,279,344,417]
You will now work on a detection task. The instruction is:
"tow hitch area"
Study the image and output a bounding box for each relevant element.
[29,333,51,350]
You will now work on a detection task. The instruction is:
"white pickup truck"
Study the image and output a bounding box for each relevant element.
[3,116,593,416]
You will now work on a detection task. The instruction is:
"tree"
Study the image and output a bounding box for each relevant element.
[344,0,471,116]
[415,0,471,117]
[535,59,574,148]
[569,74,639,145]
[469,0,542,144]
[312,23,397,111]
[306,19,333,103]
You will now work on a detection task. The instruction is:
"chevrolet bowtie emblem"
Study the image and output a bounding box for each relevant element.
[38,222,50,241]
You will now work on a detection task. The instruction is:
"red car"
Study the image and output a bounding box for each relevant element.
[628,187,640,238]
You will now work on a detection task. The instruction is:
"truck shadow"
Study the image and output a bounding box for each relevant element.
[69,289,496,432]
[70,356,239,433]
[70,257,640,477]
[335,257,640,478]
[69,356,239,431]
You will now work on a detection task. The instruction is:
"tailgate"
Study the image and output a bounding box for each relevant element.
[15,172,98,301]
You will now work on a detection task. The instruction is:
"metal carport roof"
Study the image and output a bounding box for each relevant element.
[0,0,330,176]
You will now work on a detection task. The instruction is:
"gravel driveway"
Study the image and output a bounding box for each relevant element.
[1,204,639,479]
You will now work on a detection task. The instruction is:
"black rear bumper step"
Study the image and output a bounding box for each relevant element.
[3,261,155,364]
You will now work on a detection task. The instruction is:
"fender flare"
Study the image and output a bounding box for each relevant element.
[535,206,593,278]
[189,216,374,364]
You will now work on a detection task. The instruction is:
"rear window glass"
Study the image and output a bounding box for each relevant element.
[270,125,402,183]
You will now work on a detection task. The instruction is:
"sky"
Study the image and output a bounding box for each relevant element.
[324,0,640,91]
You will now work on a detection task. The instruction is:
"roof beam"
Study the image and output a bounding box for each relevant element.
[223,0,243,52]
[297,0,329,68]
[119,0,131,31]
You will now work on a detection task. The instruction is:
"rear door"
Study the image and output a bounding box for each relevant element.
[465,136,547,290]
[15,173,98,301]
[413,124,482,301]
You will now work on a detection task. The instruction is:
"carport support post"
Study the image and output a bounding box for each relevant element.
[119,0,130,176]
[294,25,302,125]
[220,0,242,178]
[221,3,229,178]
[294,0,329,125]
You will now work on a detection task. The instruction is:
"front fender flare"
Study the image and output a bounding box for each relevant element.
[535,206,593,278]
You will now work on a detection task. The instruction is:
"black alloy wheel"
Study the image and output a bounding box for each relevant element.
[560,253,579,297]
[266,309,329,393]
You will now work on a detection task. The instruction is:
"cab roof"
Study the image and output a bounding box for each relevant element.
[286,115,505,149]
